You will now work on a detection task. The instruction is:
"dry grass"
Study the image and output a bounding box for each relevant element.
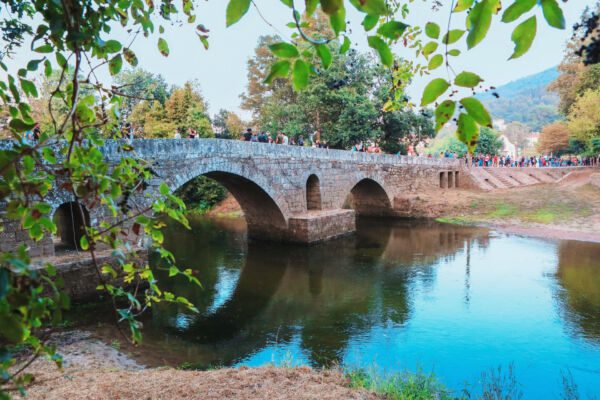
[14,332,378,400]
[20,365,379,400]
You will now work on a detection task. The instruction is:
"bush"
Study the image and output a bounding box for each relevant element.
[174,176,227,213]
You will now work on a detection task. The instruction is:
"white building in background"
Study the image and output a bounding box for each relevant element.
[499,135,517,158]
[493,119,507,132]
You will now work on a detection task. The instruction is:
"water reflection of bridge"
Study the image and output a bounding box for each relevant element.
[147,218,490,368]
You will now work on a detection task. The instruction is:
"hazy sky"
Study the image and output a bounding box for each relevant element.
[5,0,598,119]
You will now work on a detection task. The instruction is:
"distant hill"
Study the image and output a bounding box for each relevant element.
[477,67,561,131]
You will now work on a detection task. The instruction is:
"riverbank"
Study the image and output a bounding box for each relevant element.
[16,331,378,400]
[208,174,600,243]
[409,180,600,243]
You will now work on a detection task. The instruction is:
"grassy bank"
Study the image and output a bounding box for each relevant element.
[345,365,584,400]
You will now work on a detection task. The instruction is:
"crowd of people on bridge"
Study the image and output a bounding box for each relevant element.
[465,153,599,168]
[238,128,334,149]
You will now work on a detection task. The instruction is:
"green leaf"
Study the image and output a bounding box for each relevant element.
[44,59,52,77]
[158,38,169,57]
[20,79,38,97]
[509,16,537,59]
[160,182,170,196]
[361,0,388,16]
[460,97,492,127]
[428,54,444,70]
[293,59,310,90]
[316,44,332,68]
[435,100,456,131]
[104,39,122,53]
[0,268,8,299]
[443,29,465,44]
[80,235,89,250]
[421,78,450,106]
[109,54,123,76]
[340,36,351,54]
[448,49,461,56]
[9,119,36,132]
[306,0,319,15]
[42,147,57,163]
[502,0,536,23]
[456,112,480,153]
[0,313,25,343]
[422,41,438,58]
[466,0,494,49]
[123,48,139,66]
[34,44,53,53]
[26,59,43,71]
[264,60,291,84]
[454,0,474,12]
[56,53,67,68]
[367,36,393,67]
[329,6,346,35]
[197,33,209,50]
[377,21,409,40]
[280,0,293,7]
[226,0,251,26]
[540,0,565,29]
[455,71,483,87]
[269,42,299,58]
[362,15,379,31]
[320,0,342,15]
[425,22,440,39]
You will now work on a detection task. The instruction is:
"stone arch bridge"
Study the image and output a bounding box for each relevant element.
[120,139,461,242]
[1,139,462,257]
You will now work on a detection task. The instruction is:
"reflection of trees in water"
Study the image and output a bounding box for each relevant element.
[150,216,247,327]
[149,217,489,368]
[554,241,600,342]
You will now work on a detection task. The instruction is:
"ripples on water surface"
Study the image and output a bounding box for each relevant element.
[80,216,600,398]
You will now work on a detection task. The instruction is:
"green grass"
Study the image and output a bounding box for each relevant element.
[346,368,454,400]
[435,216,477,225]
[346,364,529,400]
[487,203,518,219]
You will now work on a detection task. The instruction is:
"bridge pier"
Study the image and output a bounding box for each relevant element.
[286,209,356,243]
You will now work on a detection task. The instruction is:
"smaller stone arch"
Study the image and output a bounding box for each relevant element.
[344,178,393,217]
[53,202,90,251]
[306,174,322,211]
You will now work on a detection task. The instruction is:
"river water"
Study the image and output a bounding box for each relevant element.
[80,216,600,398]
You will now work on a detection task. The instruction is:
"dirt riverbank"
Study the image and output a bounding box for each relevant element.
[16,331,378,400]
[415,182,600,243]
[209,179,600,243]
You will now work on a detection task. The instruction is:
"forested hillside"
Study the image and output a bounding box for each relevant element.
[478,67,561,131]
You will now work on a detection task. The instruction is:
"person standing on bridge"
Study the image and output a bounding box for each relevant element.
[243,128,253,141]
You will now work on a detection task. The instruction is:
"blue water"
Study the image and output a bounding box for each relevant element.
[86,217,600,398]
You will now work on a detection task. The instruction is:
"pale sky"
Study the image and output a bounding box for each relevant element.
[3,0,597,119]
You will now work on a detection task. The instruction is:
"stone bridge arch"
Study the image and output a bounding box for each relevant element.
[341,175,394,217]
[168,165,289,241]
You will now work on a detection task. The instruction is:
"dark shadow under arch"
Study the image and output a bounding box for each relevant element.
[344,178,392,217]
[177,171,288,240]
[53,202,90,251]
[306,174,322,211]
